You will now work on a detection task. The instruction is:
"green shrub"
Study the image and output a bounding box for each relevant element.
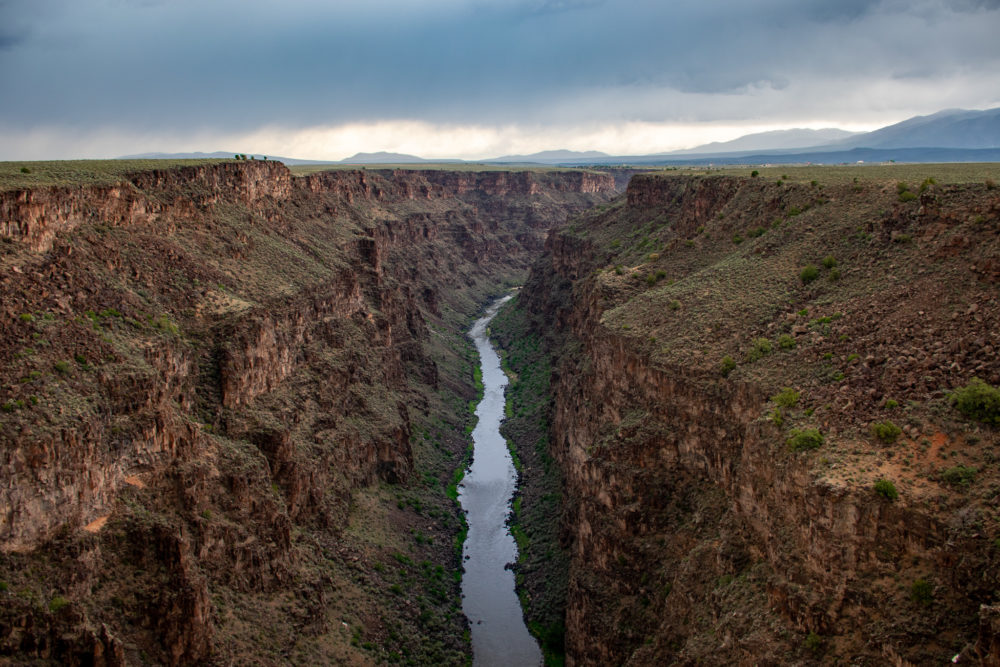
[151,313,180,336]
[49,596,69,613]
[720,355,736,377]
[751,170,759,178]
[949,378,1000,424]
[747,227,766,238]
[940,465,977,488]
[804,631,823,653]
[827,268,841,281]
[777,334,796,350]
[770,408,784,427]
[732,233,744,245]
[53,360,71,374]
[787,428,823,451]
[74,353,87,365]
[772,387,800,408]
[919,177,936,193]
[910,578,932,604]
[874,478,898,500]
[870,420,902,443]
[668,300,680,311]
[821,255,837,269]
[20,167,31,174]
[19,313,34,322]
[885,399,898,409]
[898,190,918,203]
[746,337,773,362]
[800,264,819,284]
[614,264,624,275]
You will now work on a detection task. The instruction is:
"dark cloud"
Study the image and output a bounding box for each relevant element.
[0,0,997,139]
[0,31,22,50]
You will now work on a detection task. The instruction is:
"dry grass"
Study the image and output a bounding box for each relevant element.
[656,162,1000,186]
[0,159,235,190]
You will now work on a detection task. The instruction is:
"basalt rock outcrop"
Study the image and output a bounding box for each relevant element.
[514,170,1000,665]
[0,161,614,664]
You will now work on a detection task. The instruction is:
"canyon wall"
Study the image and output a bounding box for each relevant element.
[0,162,614,664]
[515,170,1000,664]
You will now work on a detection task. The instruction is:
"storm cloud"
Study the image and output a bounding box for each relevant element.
[1,0,998,158]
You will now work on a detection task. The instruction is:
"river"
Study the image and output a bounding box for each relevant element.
[459,294,542,667]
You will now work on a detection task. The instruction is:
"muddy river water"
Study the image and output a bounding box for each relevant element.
[459,295,542,666]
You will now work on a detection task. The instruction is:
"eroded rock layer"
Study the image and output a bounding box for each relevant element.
[514,169,1000,665]
[0,162,614,664]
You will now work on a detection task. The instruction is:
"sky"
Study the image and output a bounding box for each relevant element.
[1,0,999,161]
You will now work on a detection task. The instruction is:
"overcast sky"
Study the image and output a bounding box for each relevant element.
[2,0,999,160]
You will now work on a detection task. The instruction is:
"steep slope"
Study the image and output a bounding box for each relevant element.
[0,161,614,664]
[509,166,1000,664]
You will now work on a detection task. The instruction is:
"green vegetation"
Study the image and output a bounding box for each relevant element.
[53,360,71,374]
[874,479,898,500]
[745,337,773,363]
[150,313,180,336]
[821,255,837,269]
[720,355,736,377]
[949,378,1000,424]
[771,387,800,408]
[646,270,667,286]
[777,334,796,350]
[48,596,70,613]
[940,466,977,488]
[896,181,919,202]
[787,428,823,452]
[800,264,819,284]
[870,420,902,443]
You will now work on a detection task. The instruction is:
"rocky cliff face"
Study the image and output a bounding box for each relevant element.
[0,161,614,664]
[515,169,1000,665]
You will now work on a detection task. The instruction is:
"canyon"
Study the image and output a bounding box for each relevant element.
[0,161,614,665]
[1,160,999,665]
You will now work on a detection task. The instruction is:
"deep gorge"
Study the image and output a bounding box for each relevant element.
[2,161,999,665]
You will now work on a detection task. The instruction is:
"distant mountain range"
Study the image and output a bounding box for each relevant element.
[119,107,1000,166]
[486,149,611,163]
[664,128,860,156]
